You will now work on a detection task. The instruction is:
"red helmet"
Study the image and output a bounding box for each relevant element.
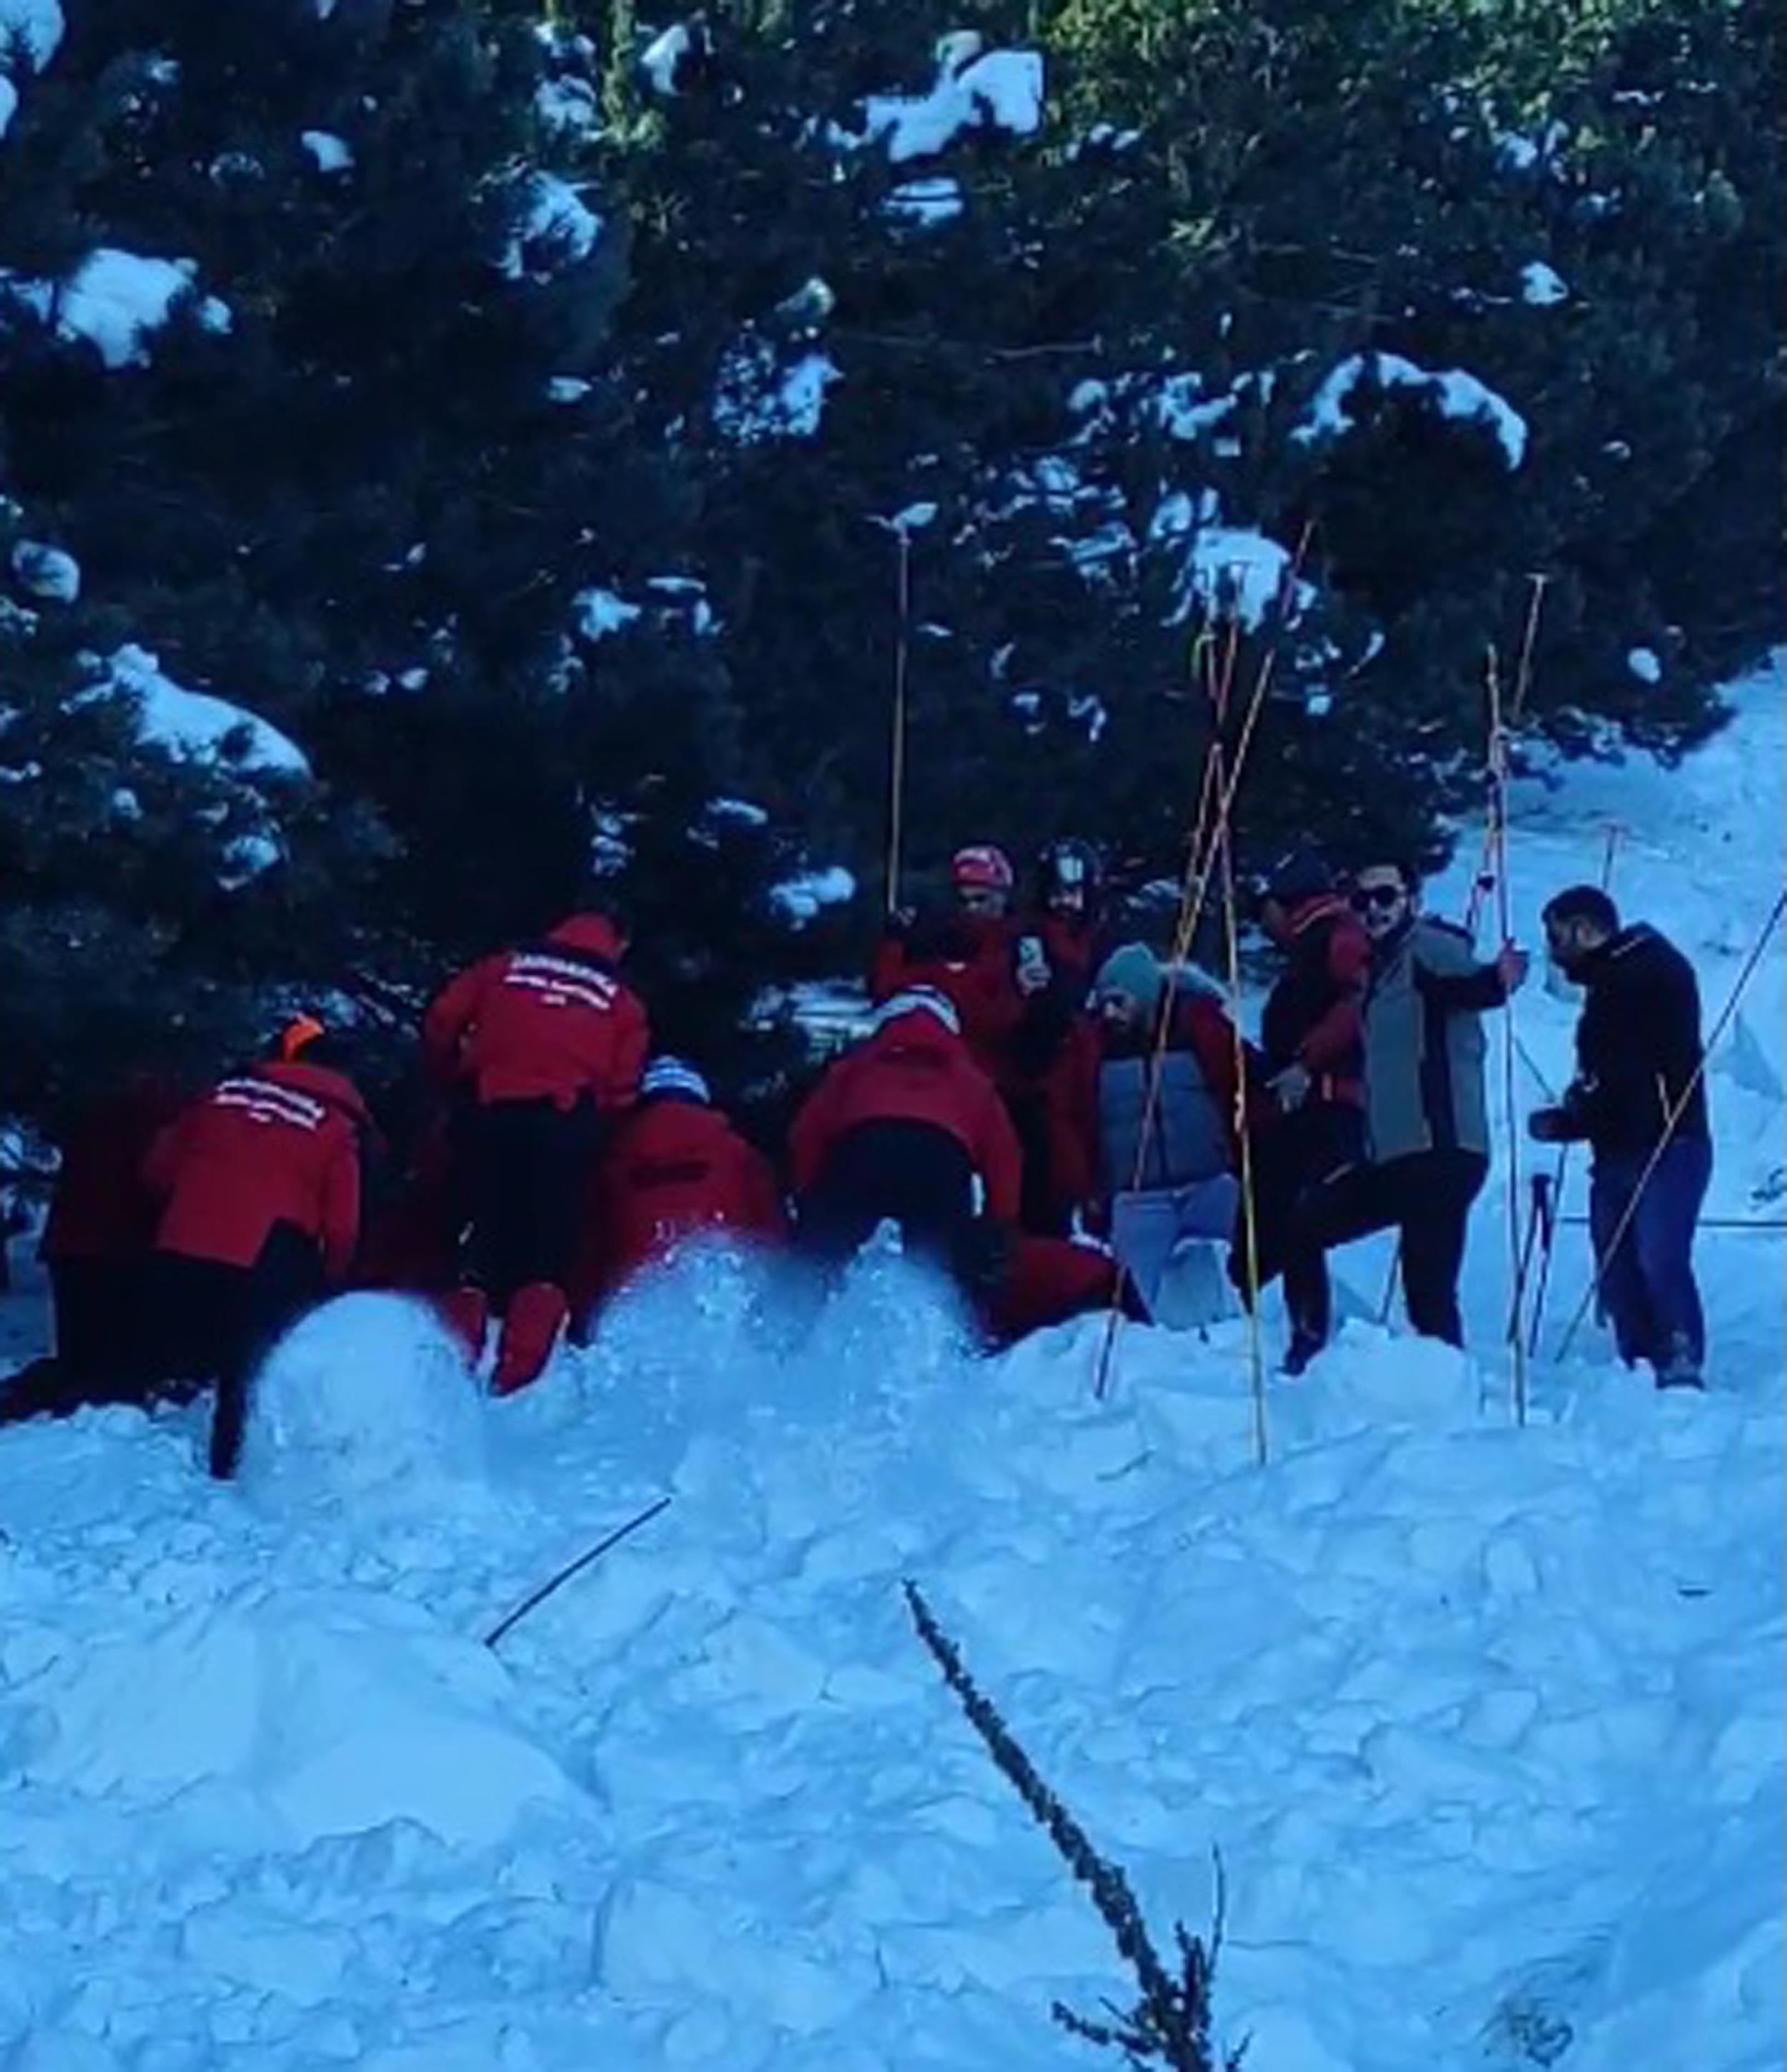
[950,844,1015,893]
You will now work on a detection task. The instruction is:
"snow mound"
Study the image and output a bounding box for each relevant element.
[20,1581,587,1848]
[242,1293,485,1507]
[1297,349,1529,468]
[98,642,310,776]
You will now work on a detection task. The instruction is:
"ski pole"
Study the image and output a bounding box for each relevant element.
[1555,886,1786,1359]
[1219,756,1269,1466]
[883,523,913,915]
[1525,1170,1560,1359]
[1485,646,1528,1423]
[1555,1214,1787,1232]
[484,1495,672,1649]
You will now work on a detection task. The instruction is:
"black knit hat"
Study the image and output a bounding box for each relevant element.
[1265,844,1334,908]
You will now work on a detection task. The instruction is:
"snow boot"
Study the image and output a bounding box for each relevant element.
[492,1281,568,1397]
[1281,1328,1323,1378]
[437,1285,490,1365]
[1655,1333,1705,1391]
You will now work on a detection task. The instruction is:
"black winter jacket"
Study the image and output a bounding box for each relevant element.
[1560,924,1708,1153]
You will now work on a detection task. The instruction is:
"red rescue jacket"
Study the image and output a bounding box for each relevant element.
[868,913,1027,1091]
[147,1061,370,1279]
[1259,894,1370,1105]
[581,1095,785,1303]
[984,1233,1129,1345]
[790,1007,1024,1222]
[40,1077,188,1263]
[422,914,648,1113]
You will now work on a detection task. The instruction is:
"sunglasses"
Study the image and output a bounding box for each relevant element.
[1350,884,1407,912]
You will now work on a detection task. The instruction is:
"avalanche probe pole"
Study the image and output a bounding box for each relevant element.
[484,1496,672,1649]
[1485,646,1528,1424]
[1219,766,1269,1466]
[883,523,913,914]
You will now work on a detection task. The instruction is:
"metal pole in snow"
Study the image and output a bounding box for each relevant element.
[483,1496,672,1649]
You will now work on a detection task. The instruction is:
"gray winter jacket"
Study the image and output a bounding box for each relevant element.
[1362,918,1508,1163]
[1099,1050,1230,1195]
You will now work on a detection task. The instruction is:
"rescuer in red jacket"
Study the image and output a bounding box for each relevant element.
[868,846,1033,1090]
[1247,849,1372,1371]
[790,987,1023,1293]
[422,909,649,1396]
[1006,838,1113,1233]
[38,1073,189,1400]
[576,1057,785,1318]
[143,1022,372,1478]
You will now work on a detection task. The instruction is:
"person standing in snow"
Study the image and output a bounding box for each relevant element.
[1243,849,1372,1371]
[789,987,1022,1295]
[423,906,648,1396]
[1528,886,1711,1389]
[1279,858,1528,1361]
[34,1072,189,1406]
[868,844,1033,1089]
[142,1022,372,1478]
[1069,942,1248,1323]
[576,1055,785,1319]
[1006,838,1112,1233]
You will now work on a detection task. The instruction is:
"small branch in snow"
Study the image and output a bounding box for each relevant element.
[904,1580,1246,2071]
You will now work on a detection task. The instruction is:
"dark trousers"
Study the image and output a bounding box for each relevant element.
[1239,1100,1366,1301]
[1282,1148,1489,1348]
[796,1119,979,1283]
[1590,1138,1712,1373]
[50,1256,153,1398]
[462,1097,598,1306]
[144,1225,322,1478]
[1006,1088,1069,1238]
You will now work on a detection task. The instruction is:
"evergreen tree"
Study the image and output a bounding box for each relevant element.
[0,0,821,1125]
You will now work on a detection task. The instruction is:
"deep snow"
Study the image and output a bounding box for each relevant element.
[0,662,1779,2071]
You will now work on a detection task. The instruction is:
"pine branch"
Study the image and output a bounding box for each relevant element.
[903,1581,1247,2072]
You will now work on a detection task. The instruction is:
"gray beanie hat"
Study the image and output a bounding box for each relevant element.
[1094,942,1164,1010]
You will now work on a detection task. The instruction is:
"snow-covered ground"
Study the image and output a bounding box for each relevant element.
[0,661,1780,2071]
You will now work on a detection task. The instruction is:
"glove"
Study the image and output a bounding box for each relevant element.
[1528,1107,1568,1143]
[1269,1062,1312,1114]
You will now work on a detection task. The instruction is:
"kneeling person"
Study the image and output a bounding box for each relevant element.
[424,907,648,1393]
[583,1057,785,1311]
[1085,944,1244,1323]
[790,987,1021,1289]
[144,1025,371,1478]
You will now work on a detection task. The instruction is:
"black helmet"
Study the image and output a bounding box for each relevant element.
[1039,837,1101,896]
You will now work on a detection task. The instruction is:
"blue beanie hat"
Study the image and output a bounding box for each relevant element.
[1094,943,1164,1010]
